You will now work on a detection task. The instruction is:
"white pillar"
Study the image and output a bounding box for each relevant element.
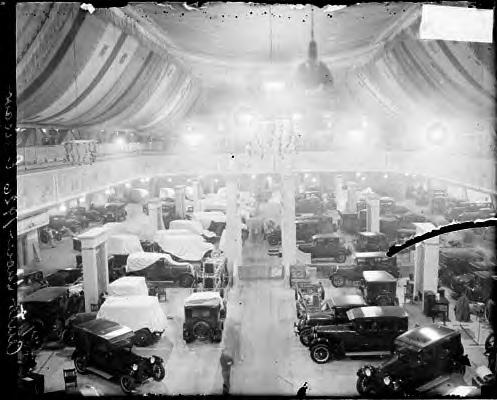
[335,175,346,212]
[413,223,439,301]
[346,181,358,213]
[366,199,380,232]
[281,173,297,279]
[192,180,201,212]
[79,227,109,312]
[175,185,186,219]
[226,175,241,286]
[148,198,163,231]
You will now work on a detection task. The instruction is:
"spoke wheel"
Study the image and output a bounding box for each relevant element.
[179,274,194,288]
[120,375,135,394]
[74,355,88,374]
[331,274,345,288]
[356,375,371,396]
[310,344,332,364]
[299,329,312,347]
[192,321,211,341]
[152,363,166,381]
[335,254,346,263]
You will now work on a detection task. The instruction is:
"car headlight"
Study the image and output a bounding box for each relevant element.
[150,357,155,364]
[383,376,391,385]
[364,367,372,377]
[312,332,317,339]
[132,364,138,371]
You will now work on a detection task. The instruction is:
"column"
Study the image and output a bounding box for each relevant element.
[148,198,163,231]
[25,230,38,267]
[281,173,297,280]
[413,222,439,301]
[335,174,346,212]
[366,199,380,232]
[175,185,186,219]
[225,175,241,286]
[346,181,358,213]
[192,180,201,212]
[79,227,109,312]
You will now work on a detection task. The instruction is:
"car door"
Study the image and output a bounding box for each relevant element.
[343,321,368,352]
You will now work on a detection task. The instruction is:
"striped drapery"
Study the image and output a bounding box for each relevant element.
[16,3,199,134]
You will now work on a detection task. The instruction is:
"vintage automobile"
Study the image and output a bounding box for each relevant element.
[45,267,83,287]
[438,247,486,289]
[199,256,229,290]
[379,216,400,241]
[330,252,399,288]
[40,226,63,243]
[298,233,350,262]
[360,271,399,306]
[61,312,98,346]
[72,318,166,394]
[294,294,367,346]
[97,295,167,347]
[183,291,226,343]
[68,206,103,223]
[66,208,90,229]
[397,212,427,229]
[379,197,395,215]
[17,269,49,303]
[295,282,322,319]
[354,232,390,252]
[49,214,82,233]
[308,306,408,364]
[356,324,471,397]
[451,270,496,304]
[19,286,83,348]
[125,252,197,288]
[102,202,128,223]
[107,276,150,297]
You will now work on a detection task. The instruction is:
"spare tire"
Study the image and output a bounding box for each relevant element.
[192,321,211,341]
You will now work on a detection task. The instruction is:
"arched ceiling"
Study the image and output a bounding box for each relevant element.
[16,2,495,144]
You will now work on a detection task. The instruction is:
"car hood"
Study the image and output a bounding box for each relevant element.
[375,354,410,377]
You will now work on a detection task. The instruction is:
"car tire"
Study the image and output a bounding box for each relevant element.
[331,274,345,288]
[335,254,346,263]
[61,329,74,346]
[212,329,222,343]
[120,375,136,394]
[485,333,495,354]
[74,354,88,374]
[192,321,211,341]
[179,274,194,288]
[299,329,312,347]
[152,363,166,381]
[30,328,43,350]
[310,344,332,364]
[377,296,390,306]
[183,330,194,343]
[356,376,372,396]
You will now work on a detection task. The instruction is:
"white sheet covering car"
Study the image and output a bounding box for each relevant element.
[169,219,216,239]
[125,252,191,273]
[153,230,213,261]
[107,234,144,255]
[107,276,149,297]
[97,295,167,333]
[184,291,224,308]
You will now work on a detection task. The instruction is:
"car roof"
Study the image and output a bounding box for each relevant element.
[358,231,386,237]
[354,251,389,258]
[396,325,459,349]
[22,286,68,303]
[313,233,339,239]
[346,306,408,320]
[184,291,222,308]
[76,318,134,342]
[363,270,396,282]
[329,294,367,307]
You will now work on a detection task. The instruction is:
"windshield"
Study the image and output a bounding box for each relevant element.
[394,340,419,358]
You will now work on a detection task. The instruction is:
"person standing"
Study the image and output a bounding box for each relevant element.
[47,228,55,248]
[318,282,325,301]
[220,351,233,395]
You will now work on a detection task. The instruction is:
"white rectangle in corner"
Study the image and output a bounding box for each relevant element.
[420,4,493,43]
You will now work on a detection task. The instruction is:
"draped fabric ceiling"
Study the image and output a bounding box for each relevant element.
[16,2,494,140]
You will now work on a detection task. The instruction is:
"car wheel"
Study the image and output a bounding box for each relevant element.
[331,274,345,288]
[299,329,312,347]
[485,333,495,354]
[356,375,372,396]
[192,321,211,341]
[30,329,42,350]
[310,344,332,364]
[179,274,194,288]
[335,254,346,263]
[377,296,390,306]
[152,363,166,381]
[212,329,222,343]
[120,375,135,394]
[74,354,88,374]
[61,329,74,346]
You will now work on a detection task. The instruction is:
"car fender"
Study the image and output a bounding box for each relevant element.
[309,337,330,349]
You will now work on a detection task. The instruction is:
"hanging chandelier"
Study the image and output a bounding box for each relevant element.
[296,6,334,91]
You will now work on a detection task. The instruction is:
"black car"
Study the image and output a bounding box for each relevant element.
[125,252,197,288]
[298,233,350,262]
[66,208,90,229]
[183,292,226,343]
[49,215,81,233]
[69,206,103,223]
[359,270,399,306]
[294,294,367,346]
[100,202,127,223]
[72,318,165,394]
[308,306,408,364]
[439,247,486,289]
[17,270,49,303]
[354,232,390,253]
[356,324,471,397]
[330,252,399,288]
[45,268,83,287]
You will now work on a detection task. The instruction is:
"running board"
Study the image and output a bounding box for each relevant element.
[345,351,391,357]
[416,375,451,392]
[86,366,114,380]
